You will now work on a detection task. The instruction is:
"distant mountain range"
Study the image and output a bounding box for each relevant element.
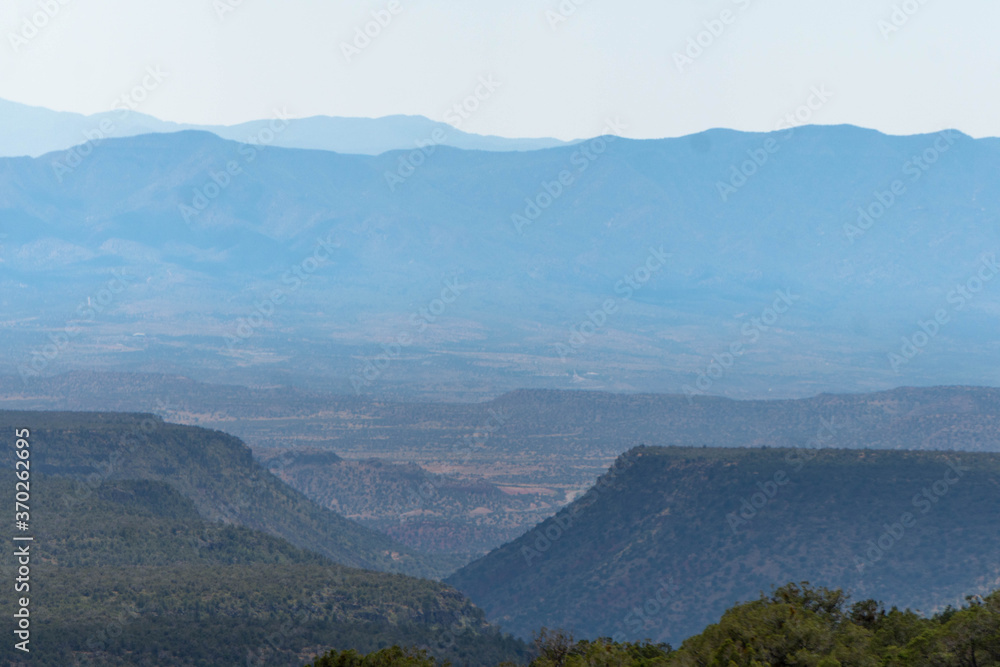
[447,445,1000,645]
[6,373,1000,458]
[2,125,1000,399]
[0,97,568,158]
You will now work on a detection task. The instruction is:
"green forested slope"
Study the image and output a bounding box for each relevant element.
[0,475,526,666]
[0,411,451,578]
[447,446,1000,644]
[307,583,1000,667]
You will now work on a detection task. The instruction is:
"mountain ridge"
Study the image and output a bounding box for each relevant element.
[446,444,1000,644]
[3,125,1000,399]
[0,97,570,158]
[0,409,455,578]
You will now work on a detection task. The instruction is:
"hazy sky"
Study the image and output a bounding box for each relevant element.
[2,0,996,140]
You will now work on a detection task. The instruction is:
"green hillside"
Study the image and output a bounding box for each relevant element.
[9,377,1000,574]
[306,583,1000,667]
[0,474,527,666]
[0,410,451,578]
[447,445,1000,644]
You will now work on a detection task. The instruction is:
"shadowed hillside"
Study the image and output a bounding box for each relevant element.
[0,410,454,578]
[447,445,1000,644]
[0,475,526,666]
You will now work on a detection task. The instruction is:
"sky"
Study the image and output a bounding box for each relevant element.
[1,0,997,141]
